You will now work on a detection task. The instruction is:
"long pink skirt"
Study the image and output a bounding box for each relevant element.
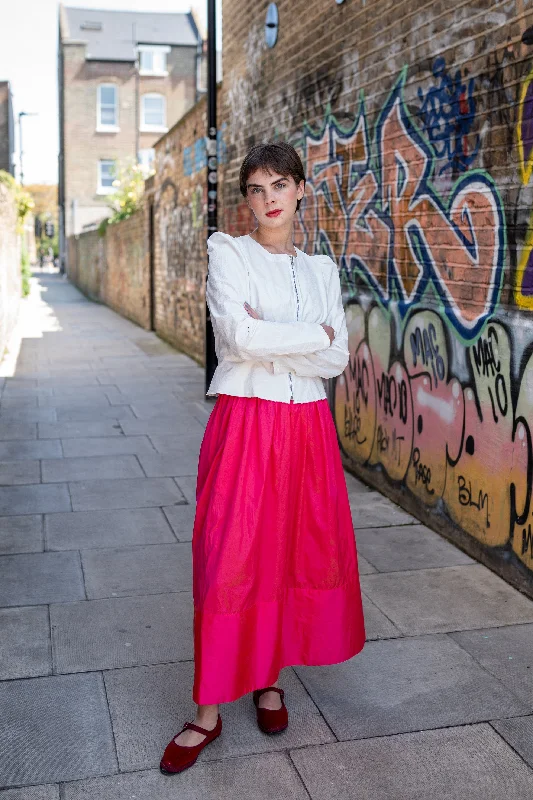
[192,394,366,704]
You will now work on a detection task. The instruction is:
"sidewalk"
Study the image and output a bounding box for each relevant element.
[1,270,533,799]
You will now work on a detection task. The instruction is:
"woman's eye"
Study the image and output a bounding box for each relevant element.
[275,182,286,189]
[252,187,262,194]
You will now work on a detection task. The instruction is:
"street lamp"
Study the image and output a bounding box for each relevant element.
[18,111,38,186]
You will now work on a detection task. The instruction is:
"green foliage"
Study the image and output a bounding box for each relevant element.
[105,160,145,226]
[20,240,31,297]
[0,170,35,233]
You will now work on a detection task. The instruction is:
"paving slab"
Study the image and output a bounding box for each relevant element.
[0,408,57,426]
[62,753,308,800]
[351,494,418,528]
[120,417,204,436]
[491,715,533,769]
[362,593,401,639]
[81,543,192,598]
[1,396,38,408]
[344,472,372,495]
[0,785,59,799]
[38,394,113,408]
[0,484,71,516]
[0,551,85,607]
[0,461,40,486]
[0,606,51,679]
[172,476,197,506]
[361,565,533,635]
[148,435,203,457]
[68,476,185,512]
[61,436,154,458]
[0,516,43,555]
[450,624,533,708]
[41,455,144,483]
[55,405,135,422]
[0,673,117,787]
[45,507,176,550]
[294,635,528,740]
[355,524,475,572]
[104,662,334,772]
[137,451,201,478]
[38,421,123,439]
[0,441,61,462]
[356,553,377,574]
[290,723,533,800]
[161,504,196,541]
[38,376,100,388]
[51,592,193,672]
[0,423,37,441]
[129,402,184,420]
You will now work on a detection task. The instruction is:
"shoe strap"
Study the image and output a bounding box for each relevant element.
[182,719,218,736]
[254,686,284,699]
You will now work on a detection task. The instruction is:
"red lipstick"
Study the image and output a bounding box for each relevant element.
[266,209,282,217]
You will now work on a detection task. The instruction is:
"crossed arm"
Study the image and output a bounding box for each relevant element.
[206,233,349,379]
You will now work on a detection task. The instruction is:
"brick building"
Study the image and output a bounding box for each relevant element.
[58,4,204,263]
[0,81,15,176]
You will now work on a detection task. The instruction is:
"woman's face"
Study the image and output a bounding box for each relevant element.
[245,168,305,227]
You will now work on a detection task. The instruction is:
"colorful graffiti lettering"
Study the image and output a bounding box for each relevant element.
[294,69,506,341]
[335,305,533,572]
[516,68,533,308]
[416,57,480,176]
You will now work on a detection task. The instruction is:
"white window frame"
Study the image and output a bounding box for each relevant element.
[138,147,156,176]
[140,93,168,133]
[138,45,170,77]
[97,159,116,195]
[97,84,119,132]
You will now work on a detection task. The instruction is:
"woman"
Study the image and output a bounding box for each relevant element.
[160,141,366,775]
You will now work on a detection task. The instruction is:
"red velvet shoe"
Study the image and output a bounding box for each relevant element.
[253,687,288,734]
[159,715,222,774]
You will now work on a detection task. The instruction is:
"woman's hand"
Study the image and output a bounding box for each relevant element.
[244,302,261,319]
[321,324,335,344]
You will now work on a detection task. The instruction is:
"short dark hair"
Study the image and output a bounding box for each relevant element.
[239,141,306,211]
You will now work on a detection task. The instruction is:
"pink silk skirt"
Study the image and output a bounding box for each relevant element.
[192,394,366,704]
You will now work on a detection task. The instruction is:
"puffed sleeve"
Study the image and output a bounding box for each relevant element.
[206,232,331,361]
[271,256,349,379]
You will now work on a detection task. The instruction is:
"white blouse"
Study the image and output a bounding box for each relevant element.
[205,231,349,404]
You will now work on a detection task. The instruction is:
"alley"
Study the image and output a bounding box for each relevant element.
[1,271,533,799]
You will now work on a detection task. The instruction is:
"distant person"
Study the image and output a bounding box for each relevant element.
[159,142,366,776]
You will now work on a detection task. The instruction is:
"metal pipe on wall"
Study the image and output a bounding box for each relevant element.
[205,0,218,394]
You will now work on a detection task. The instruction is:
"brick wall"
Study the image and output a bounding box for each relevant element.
[67,206,150,330]
[0,83,13,175]
[214,0,533,594]
[105,210,151,329]
[150,96,214,363]
[0,183,21,358]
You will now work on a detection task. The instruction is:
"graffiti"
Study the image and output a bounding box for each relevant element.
[416,57,479,176]
[183,124,228,177]
[293,69,506,341]
[516,67,533,309]
[335,305,533,572]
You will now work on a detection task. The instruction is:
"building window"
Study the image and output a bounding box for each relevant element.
[97,84,119,131]
[138,46,170,76]
[98,159,116,194]
[141,94,167,132]
[139,148,156,176]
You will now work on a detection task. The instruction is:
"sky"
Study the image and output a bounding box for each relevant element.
[0,0,221,186]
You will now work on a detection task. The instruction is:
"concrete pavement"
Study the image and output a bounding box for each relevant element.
[1,270,533,799]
